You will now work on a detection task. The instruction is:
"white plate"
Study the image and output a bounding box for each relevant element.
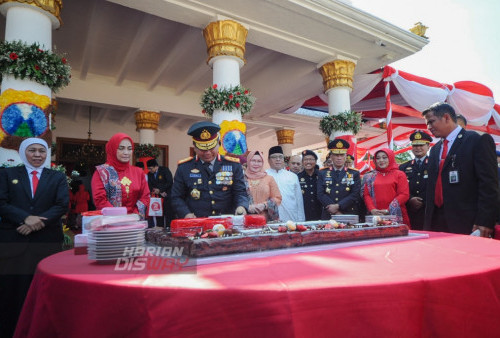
[88,240,144,249]
[89,252,138,258]
[88,238,145,247]
[88,234,145,242]
[88,251,142,258]
[90,229,145,237]
[88,249,142,256]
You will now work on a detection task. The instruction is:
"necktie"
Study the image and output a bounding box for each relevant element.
[203,162,212,174]
[416,159,422,169]
[434,140,448,207]
[31,170,39,196]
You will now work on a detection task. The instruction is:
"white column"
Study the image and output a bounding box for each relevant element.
[327,86,351,116]
[319,59,356,140]
[210,56,244,125]
[139,129,155,145]
[0,1,62,166]
[135,110,160,145]
[4,5,53,46]
[212,56,241,87]
[0,4,57,97]
[275,128,295,157]
[203,20,247,126]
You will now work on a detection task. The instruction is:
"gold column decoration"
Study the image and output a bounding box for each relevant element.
[276,129,295,144]
[135,110,160,131]
[0,0,63,25]
[203,20,248,64]
[319,60,356,92]
[410,22,428,39]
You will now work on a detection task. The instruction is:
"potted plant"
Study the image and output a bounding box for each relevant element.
[319,110,363,138]
[200,84,255,117]
[0,40,71,92]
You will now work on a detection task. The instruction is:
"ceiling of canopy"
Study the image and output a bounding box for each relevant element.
[0,0,428,149]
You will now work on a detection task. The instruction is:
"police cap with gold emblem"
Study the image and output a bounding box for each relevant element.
[188,121,220,150]
[410,130,432,145]
[328,138,350,154]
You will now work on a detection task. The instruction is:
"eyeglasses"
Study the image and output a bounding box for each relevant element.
[269,155,284,160]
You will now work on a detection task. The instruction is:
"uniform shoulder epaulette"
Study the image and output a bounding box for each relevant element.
[348,167,359,171]
[319,166,329,171]
[224,156,240,163]
[177,156,193,165]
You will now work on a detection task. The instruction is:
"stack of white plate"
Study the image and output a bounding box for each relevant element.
[88,222,147,261]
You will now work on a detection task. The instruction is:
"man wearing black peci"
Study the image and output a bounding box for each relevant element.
[298,150,322,221]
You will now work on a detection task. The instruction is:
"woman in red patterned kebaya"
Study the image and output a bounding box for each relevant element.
[362,148,411,226]
[91,133,150,218]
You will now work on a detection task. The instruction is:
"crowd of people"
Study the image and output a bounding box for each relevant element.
[1,102,500,336]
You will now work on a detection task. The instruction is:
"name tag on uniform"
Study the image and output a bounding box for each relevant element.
[449,170,459,184]
[190,173,202,178]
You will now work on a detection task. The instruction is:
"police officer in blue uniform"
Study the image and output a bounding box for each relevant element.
[317,139,360,220]
[297,150,322,221]
[171,121,248,218]
[399,130,432,230]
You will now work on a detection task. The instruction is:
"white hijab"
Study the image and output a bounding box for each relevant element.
[19,137,50,171]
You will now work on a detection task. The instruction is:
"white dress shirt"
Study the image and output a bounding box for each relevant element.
[441,126,462,158]
[25,167,43,198]
[266,168,305,222]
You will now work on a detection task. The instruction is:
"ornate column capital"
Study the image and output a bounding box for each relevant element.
[0,0,63,26]
[203,20,248,65]
[410,22,428,38]
[275,128,295,145]
[319,60,356,92]
[135,110,160,131]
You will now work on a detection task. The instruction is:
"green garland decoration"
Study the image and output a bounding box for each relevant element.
[200,84,255,117]
[134,144,160,158]
[319,110,363,136]
[0,40,71,92]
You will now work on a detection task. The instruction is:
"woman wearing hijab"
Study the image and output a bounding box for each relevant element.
[0,137,69,337]
[91,133,150,218]
[245,151,282,221]
[362,148,411,226]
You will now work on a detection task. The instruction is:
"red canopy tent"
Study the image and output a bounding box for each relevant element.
[301,66,500,172]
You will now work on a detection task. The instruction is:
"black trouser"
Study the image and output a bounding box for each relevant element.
[430,206,449,233]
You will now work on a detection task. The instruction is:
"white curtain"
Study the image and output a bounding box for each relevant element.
[389,70,448,112]
[447,86,495,124]
[350,73,382,105]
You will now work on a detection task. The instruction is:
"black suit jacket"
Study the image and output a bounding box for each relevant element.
[171,156,249,218]
[424,129,499,234]
[147,166,173,197]
[0,166,69,257]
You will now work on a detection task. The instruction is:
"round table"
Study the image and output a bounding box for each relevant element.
[15,231,500,338]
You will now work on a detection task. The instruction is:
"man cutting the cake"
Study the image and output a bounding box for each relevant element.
[171,121,249,218]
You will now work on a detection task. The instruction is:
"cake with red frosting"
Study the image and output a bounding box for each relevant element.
[146,216,409,258]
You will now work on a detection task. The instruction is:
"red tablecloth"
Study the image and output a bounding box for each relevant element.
[15,232,500,338]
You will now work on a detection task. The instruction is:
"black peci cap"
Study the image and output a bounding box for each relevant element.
[268,145,284,156]
[301,149,318,160]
